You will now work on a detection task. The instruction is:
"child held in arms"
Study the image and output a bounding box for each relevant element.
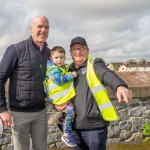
[44,46,77,147]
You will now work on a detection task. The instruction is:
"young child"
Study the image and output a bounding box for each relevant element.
[44,46,77,147]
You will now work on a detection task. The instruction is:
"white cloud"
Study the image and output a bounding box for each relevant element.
[0,0,150,62]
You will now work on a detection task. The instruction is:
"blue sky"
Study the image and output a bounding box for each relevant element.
[0,0,150,62]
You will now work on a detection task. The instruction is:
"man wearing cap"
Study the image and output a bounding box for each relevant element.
[56,36,132,150]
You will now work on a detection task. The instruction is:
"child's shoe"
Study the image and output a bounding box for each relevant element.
[61,132,77,147]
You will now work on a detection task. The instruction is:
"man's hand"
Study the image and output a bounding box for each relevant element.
[116,86,132,103]
[0,111,12,128]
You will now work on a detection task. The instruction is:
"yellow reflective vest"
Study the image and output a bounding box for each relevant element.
[44,65,76,105]
[86,56,119,121]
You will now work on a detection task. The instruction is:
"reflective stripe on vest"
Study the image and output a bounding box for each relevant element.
[86,56,118,121]
[47,82,58,91]
[91,85,106,93]
[50,83,74,100]
[98,102,113,111]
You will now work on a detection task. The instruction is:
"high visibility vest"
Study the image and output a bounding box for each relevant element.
[44,65,76,105]
[86,56,119,121]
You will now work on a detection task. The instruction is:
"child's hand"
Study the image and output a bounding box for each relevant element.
[48,77,52,82]
[72,71,77,77]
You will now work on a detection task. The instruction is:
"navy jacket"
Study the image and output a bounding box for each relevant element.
[0,37,50,112]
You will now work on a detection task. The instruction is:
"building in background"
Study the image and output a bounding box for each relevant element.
[107,60,150,72]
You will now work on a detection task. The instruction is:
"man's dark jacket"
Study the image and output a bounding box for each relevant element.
[0,37,50,112]
[70,58,128,130]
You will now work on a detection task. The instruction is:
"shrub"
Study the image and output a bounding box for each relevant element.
[142,122,150,142]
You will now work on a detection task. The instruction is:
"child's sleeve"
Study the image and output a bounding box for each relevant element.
[48,67,74,85]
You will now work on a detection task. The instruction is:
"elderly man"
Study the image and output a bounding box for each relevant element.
[0,16,50,150]
[56,36,132,150]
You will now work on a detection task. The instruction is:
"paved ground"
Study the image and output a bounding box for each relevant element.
[107,142,150,150]
[50,142,150,150]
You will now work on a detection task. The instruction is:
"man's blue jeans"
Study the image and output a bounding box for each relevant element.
[72,127,108,150]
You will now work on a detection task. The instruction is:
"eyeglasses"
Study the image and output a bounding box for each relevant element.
[70,47,86,53]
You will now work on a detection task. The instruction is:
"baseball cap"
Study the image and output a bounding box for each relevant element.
[70,36,88,47]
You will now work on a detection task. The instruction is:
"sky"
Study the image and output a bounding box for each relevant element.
[0,0,150,63]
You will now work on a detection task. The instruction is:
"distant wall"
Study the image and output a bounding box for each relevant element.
[1,87,150,149]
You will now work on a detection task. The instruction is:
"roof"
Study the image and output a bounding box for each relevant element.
[109,62,150,67]
[117,72,150,87]
[107,62,123,66]
[123,62,150,67]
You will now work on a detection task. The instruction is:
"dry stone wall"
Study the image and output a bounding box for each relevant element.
[0,88,150,149]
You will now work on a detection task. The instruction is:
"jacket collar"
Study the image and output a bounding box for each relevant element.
[28,36,48,51]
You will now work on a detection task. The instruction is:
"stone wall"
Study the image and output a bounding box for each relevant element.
[0,87,150,149]
[107,87,150,143]
[108,97,150,143]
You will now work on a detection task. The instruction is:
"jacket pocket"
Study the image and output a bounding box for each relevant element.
[88,103,100,119]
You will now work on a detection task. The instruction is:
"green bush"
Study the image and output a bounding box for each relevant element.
[142,122,150,142]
